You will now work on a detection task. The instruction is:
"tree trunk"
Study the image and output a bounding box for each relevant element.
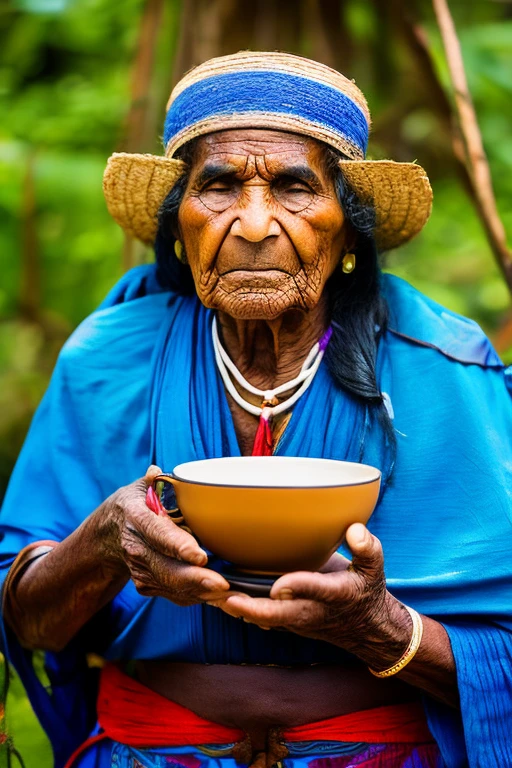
[172,0,353,80]
[121,0,165,271]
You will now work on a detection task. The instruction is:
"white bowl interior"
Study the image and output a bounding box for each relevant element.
[172,456,380,488]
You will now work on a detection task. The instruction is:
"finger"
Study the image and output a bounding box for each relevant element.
[205,589,251,609]
[345,524,384,577]
[270,570,352,603]
[211,594,318,628]
[144,465,164,485]
[178,563,231,597]
[129,507,208,566]
[130,553,230,603]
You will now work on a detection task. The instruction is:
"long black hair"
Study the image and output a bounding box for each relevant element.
[154,142,396,472]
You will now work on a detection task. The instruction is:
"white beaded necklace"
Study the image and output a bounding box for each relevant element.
[212,316,332,454]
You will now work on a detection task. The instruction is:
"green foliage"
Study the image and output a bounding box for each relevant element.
[1,1,511,765]
[6,668,52,768]
[1,653,52,768]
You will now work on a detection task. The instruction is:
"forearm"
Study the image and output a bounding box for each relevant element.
[349,594,458,709]
[4,507,128,652]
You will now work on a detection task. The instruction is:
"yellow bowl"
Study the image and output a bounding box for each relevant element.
[169,456,381,574]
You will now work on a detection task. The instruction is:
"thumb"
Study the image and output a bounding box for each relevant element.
[345,523,384,577]
[144,464,163,485]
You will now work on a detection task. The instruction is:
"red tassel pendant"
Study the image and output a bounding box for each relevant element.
[252,409,273,456]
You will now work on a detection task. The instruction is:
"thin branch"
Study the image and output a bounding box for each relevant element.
[432,0,512,291]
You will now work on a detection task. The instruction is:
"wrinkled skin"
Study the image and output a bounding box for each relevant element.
[8,129,457,712]
[177,130,349,320]
[109,466,230,607]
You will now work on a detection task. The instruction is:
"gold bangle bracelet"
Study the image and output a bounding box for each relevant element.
[369,605,424,678]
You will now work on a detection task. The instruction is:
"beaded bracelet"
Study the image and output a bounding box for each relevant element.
[369,605,424,678]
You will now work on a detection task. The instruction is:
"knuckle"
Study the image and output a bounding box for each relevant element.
[131,570,156,596]
[122,544,145,567]
[293,605,312,631]
[370,535,384,560]
[120,526,151,562]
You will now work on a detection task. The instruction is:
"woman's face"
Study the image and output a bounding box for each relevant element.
[177,129,350,320]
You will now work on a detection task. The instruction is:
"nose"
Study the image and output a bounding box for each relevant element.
[230,187,281,242]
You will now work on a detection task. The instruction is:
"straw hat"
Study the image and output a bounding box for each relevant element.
[103,51,432,252]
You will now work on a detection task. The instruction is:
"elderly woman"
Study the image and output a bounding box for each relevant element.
[2,52,512,768]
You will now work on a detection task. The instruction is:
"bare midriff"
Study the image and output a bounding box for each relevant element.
[134,660,419,750]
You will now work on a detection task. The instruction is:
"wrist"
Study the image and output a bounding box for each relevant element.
[344,592,414,670]
[89,499,129,579]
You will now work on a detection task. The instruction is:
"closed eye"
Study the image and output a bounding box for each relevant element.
[287,185,312,193]
[272,177,315,212]
[273,176,314,192]
[198,178,239,211]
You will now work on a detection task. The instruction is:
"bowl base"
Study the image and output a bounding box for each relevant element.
[209,557,276,596]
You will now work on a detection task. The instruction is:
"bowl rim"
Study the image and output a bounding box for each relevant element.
[171,456,382,490]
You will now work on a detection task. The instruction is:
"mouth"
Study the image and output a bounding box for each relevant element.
[218,268,293,277]
[216,269,298,292]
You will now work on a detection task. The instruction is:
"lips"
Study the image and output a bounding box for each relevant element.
[216,270,299,293]
[218,266,290,276]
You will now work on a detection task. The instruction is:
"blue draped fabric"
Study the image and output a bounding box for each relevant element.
[1,264,512,768]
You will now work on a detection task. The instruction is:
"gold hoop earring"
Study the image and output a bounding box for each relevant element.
[174,240,187,264]
[342,253,356,274]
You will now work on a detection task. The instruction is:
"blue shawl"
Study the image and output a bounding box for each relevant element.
[1,265,512,768]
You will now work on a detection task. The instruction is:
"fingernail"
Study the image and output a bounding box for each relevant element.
[277,588,294,600]
[353,524,368,545]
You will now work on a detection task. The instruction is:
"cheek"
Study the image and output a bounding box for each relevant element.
[178,198,231,273]
[292,202,346,267]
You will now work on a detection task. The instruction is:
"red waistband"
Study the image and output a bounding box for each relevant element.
[97,663,433,748]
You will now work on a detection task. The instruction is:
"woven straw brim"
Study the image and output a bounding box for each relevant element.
[103,152,432,252]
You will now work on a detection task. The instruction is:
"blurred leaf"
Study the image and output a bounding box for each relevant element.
[2,1,512,762]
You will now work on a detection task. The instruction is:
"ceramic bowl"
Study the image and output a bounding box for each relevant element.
[157,456,381,575]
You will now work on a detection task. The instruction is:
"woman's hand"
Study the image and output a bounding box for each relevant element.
[7,465,231,652]
[208,524,458,708]
[208,523,411,662]
[102,465,230,606]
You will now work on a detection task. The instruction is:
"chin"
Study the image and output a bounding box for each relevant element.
[201,271,318,319]
[224,296,296,320]
[208,288,312,320]
[199,270,318,321]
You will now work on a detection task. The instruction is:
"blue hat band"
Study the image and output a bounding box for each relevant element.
[164,71,369,158]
